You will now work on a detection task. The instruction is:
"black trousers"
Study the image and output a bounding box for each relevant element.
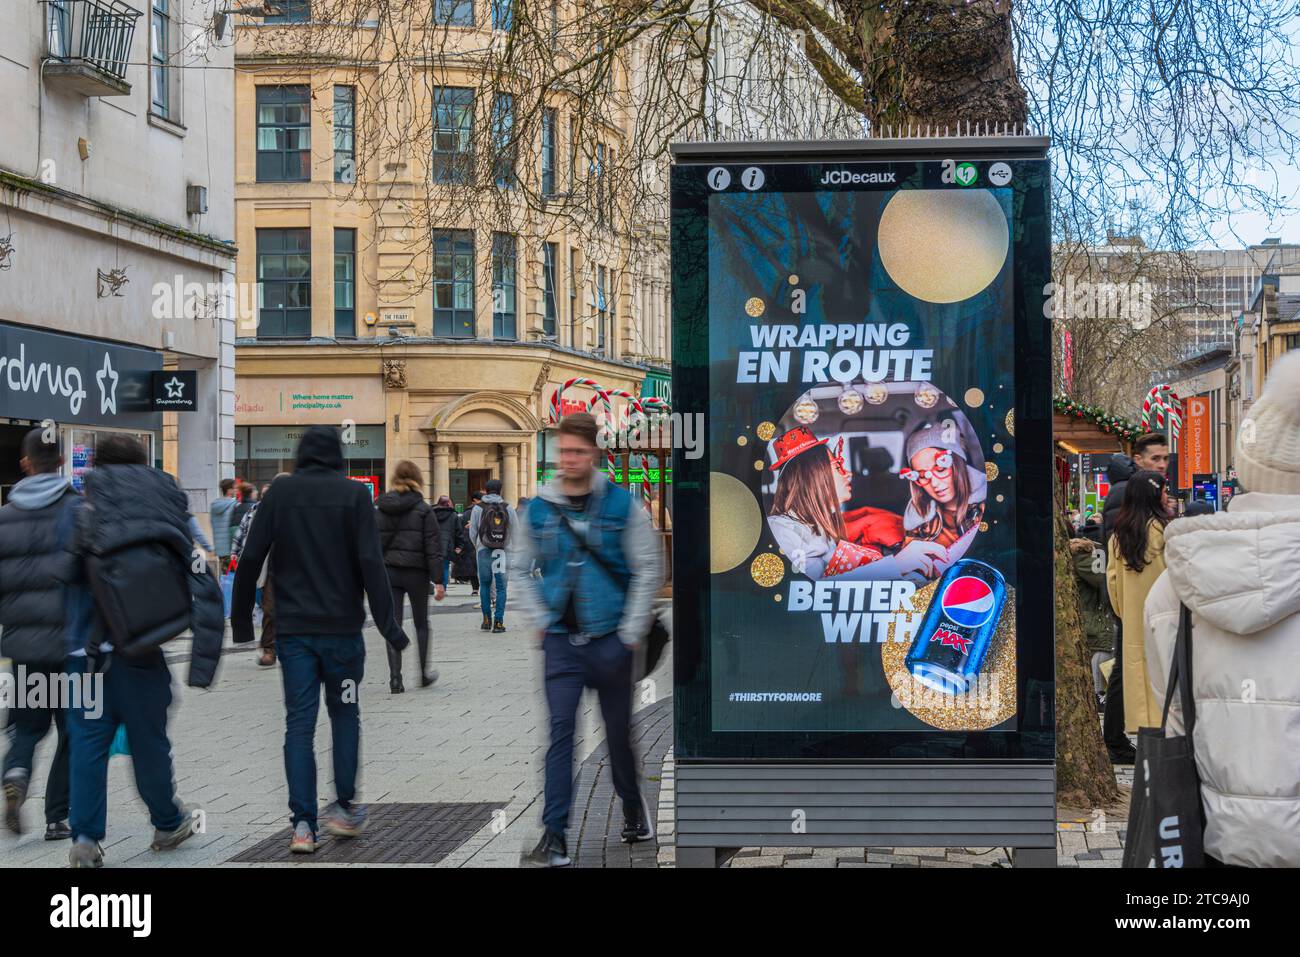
[1102,617,1129,751]
[385,566,431,680]
[3,665,71,824]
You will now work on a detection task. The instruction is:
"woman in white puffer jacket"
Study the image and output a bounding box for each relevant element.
[1144,350,1300,867]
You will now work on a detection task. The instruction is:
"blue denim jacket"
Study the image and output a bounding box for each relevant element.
[523,479,633,639]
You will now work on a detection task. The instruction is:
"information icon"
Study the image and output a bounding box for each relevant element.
[707,167,731,190]
[988,162,1013,186]
[741,167,766,190]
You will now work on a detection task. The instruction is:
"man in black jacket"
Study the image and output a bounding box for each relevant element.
[65,434,198,868]
[1,428,73,841]
[231,425,408,854]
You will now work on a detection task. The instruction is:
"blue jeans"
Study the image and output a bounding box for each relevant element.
[441,559,452,588]
[542,631,639,836]
[65,652,186,843]
[277,635,365,833]
[477,548,507,622]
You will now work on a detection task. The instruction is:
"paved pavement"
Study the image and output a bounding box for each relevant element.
[2,583,670,868]
[4,585,1130,869]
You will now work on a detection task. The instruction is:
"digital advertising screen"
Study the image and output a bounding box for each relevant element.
[671,145,1055,762]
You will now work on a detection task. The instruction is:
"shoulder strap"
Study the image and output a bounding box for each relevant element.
[1159,603,1196,735]
[546,498,630,590]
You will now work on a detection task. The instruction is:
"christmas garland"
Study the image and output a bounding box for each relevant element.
[1053,395,1143,441]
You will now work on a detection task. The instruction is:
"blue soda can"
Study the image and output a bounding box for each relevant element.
[904,559,1008,695]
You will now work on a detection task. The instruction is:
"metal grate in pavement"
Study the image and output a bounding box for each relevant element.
[229,802,504,864]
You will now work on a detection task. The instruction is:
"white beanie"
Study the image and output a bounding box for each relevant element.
[1236,349,1300,495]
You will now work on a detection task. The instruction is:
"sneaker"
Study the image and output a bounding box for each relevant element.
[289,820,316,854]
[522,830,571,867]
[45,820,72,842]
[420,669,440,689]
[321,801,367,839]
[3,769,28,835]
[68,839,104,868]
[621,794,655,844]
[480,615,492,631]
[493,621,506,634]
[150,815,196,851]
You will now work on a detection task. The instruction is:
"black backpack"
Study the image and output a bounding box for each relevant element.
[479,500,510,549]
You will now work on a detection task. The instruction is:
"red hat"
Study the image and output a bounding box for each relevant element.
[770,426,829,470]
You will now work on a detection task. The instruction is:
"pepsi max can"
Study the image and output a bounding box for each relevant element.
[904,559,1007,695]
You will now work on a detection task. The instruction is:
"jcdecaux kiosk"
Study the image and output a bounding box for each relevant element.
[670,137,1056,866]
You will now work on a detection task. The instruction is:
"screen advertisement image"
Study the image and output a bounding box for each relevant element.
[671,152,1054,761]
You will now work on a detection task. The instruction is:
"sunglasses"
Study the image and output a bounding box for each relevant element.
[900,452,954,483]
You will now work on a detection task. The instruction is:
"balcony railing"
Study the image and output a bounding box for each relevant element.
[42,0,141,97]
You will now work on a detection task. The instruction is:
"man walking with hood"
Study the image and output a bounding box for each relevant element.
[0,428,74,840]
[231,425,408,854]
[1145,351,1300,867]
[469,479,518,632]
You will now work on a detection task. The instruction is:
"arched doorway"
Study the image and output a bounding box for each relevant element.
[425,392,541,510]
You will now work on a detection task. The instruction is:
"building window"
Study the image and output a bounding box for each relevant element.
[543,242,558,338]
[492,233,517,340]
[333,86,355,183]
[594,142,605,226]
[596,264,607,351]
[569,247,578,346]
[1284,333,1300,353]
[540,107,556,196]
[334,229,356,338]
[47,1,71,58]
[491,0,513,30]
[434,0,474,26]
[257,229,311,339]
[150,0,171,119]
[431,87,474,184]
[492,93,515,188]
[256,85,311,182]
[568,116,578,193]
[264,0,310,21]
[608,269,616,357]
[433,230,475,337]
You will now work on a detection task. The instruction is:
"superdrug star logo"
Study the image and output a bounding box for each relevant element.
[95,353,118,415]
[164,375,185,399]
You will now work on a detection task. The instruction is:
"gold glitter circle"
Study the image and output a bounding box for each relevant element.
[788,275,799,285]
[750,552,784,588]
[964,388,985,408]
[745,297,765,317]
[993,442,1004,453]
[737,435,748,446]
[985,462,999,482]
[979,521,989,532]
[756,421,776,441]
[996,494,1005,503]
[754,460,764,470]
[878,190,1010,303]
[1005,408,1015,436]
[709,472,762,573]
[882,582,1017,730]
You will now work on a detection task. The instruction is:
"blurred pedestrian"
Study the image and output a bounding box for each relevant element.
[469,479,518,633]
[1145,351,1300,866]
[210,477,239,572]
[1,428,74,840]
[231,473,288,667]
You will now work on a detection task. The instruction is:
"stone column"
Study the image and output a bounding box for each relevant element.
[432,443,451,500]
[502,444,520,506]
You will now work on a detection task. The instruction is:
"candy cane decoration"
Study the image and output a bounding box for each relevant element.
[550,376,605,425]
[587,387,655,511]
[1141,384,1184,439]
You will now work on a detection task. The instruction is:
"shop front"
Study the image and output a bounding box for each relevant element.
[234,374,386,497]
[0,321,163,503]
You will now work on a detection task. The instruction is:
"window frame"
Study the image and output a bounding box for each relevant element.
[256,228,312,340]
[542,241,558,339]
[492,92,516,189]
[492,232,518,340]
[491,0,513,31]
[150,0,171,120]
[256,85,312,183]
[540,107,557,196]
[433,229,476,338]
[596,263,607,351]
[433,0,475,27]
[431,86,475,184]
[333,85,356,183]
[334,228,356,339]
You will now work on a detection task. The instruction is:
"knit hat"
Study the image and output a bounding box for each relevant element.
[1236,349,1300,495]
[904,420,970,464]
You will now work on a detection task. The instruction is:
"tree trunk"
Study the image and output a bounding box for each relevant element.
[1053,484,1122,808]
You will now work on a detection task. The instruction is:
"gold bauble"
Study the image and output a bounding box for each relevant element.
[750,552,785,587]
[709,472,762,573]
